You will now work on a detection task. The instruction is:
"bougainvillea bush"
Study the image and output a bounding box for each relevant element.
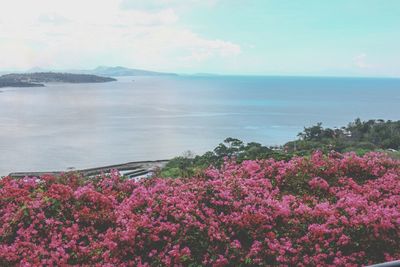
[1,152,399,266]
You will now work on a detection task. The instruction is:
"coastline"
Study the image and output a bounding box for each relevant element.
[7,159,169,179]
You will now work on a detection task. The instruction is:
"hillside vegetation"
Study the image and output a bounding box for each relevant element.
[285,118,400,154]
[161,119,400,178]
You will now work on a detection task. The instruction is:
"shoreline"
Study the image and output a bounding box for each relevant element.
[8,159,169,179]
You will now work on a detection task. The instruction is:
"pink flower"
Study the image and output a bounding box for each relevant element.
[0,151,399,266]
[309,177,330,190]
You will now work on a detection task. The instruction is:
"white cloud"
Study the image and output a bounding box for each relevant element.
[38,14,70,25]
[0,41,36,70]
[0,0,240,71]
[353,53,373,69]
[120,0,218,11]
[178,33,241,62]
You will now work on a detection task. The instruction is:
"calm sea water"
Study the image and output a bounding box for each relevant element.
[0,75,400,175]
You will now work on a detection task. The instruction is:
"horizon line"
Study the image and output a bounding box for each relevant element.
[1,66,399,80]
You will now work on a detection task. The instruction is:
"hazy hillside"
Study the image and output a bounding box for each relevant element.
[89,66,178,77]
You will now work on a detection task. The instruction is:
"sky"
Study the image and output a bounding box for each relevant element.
[0,0,399,76]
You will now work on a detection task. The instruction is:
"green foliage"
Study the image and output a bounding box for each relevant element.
[286,118,400,153]
[160,119,400,178]
[160,138,292,178]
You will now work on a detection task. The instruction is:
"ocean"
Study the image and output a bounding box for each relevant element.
[0,75,399,175]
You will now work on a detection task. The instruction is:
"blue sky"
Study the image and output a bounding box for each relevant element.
[0,0,399,76]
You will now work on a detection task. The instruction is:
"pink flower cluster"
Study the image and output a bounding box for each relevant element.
[1,152,399,266]
[308,177,330,191]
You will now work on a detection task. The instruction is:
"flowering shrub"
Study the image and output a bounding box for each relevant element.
[1,151,399,266]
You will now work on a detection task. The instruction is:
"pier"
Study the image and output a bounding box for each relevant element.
[8,159,169,179]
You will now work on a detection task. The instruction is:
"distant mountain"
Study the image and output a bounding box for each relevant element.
[89,66,178,77]
[0,72,116,88]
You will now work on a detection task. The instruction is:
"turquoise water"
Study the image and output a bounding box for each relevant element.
[0,75,399,174]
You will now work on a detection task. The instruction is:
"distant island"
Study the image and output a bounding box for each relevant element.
[0,72,116,88]
[0,66,179,83]
[88,66,178,77]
